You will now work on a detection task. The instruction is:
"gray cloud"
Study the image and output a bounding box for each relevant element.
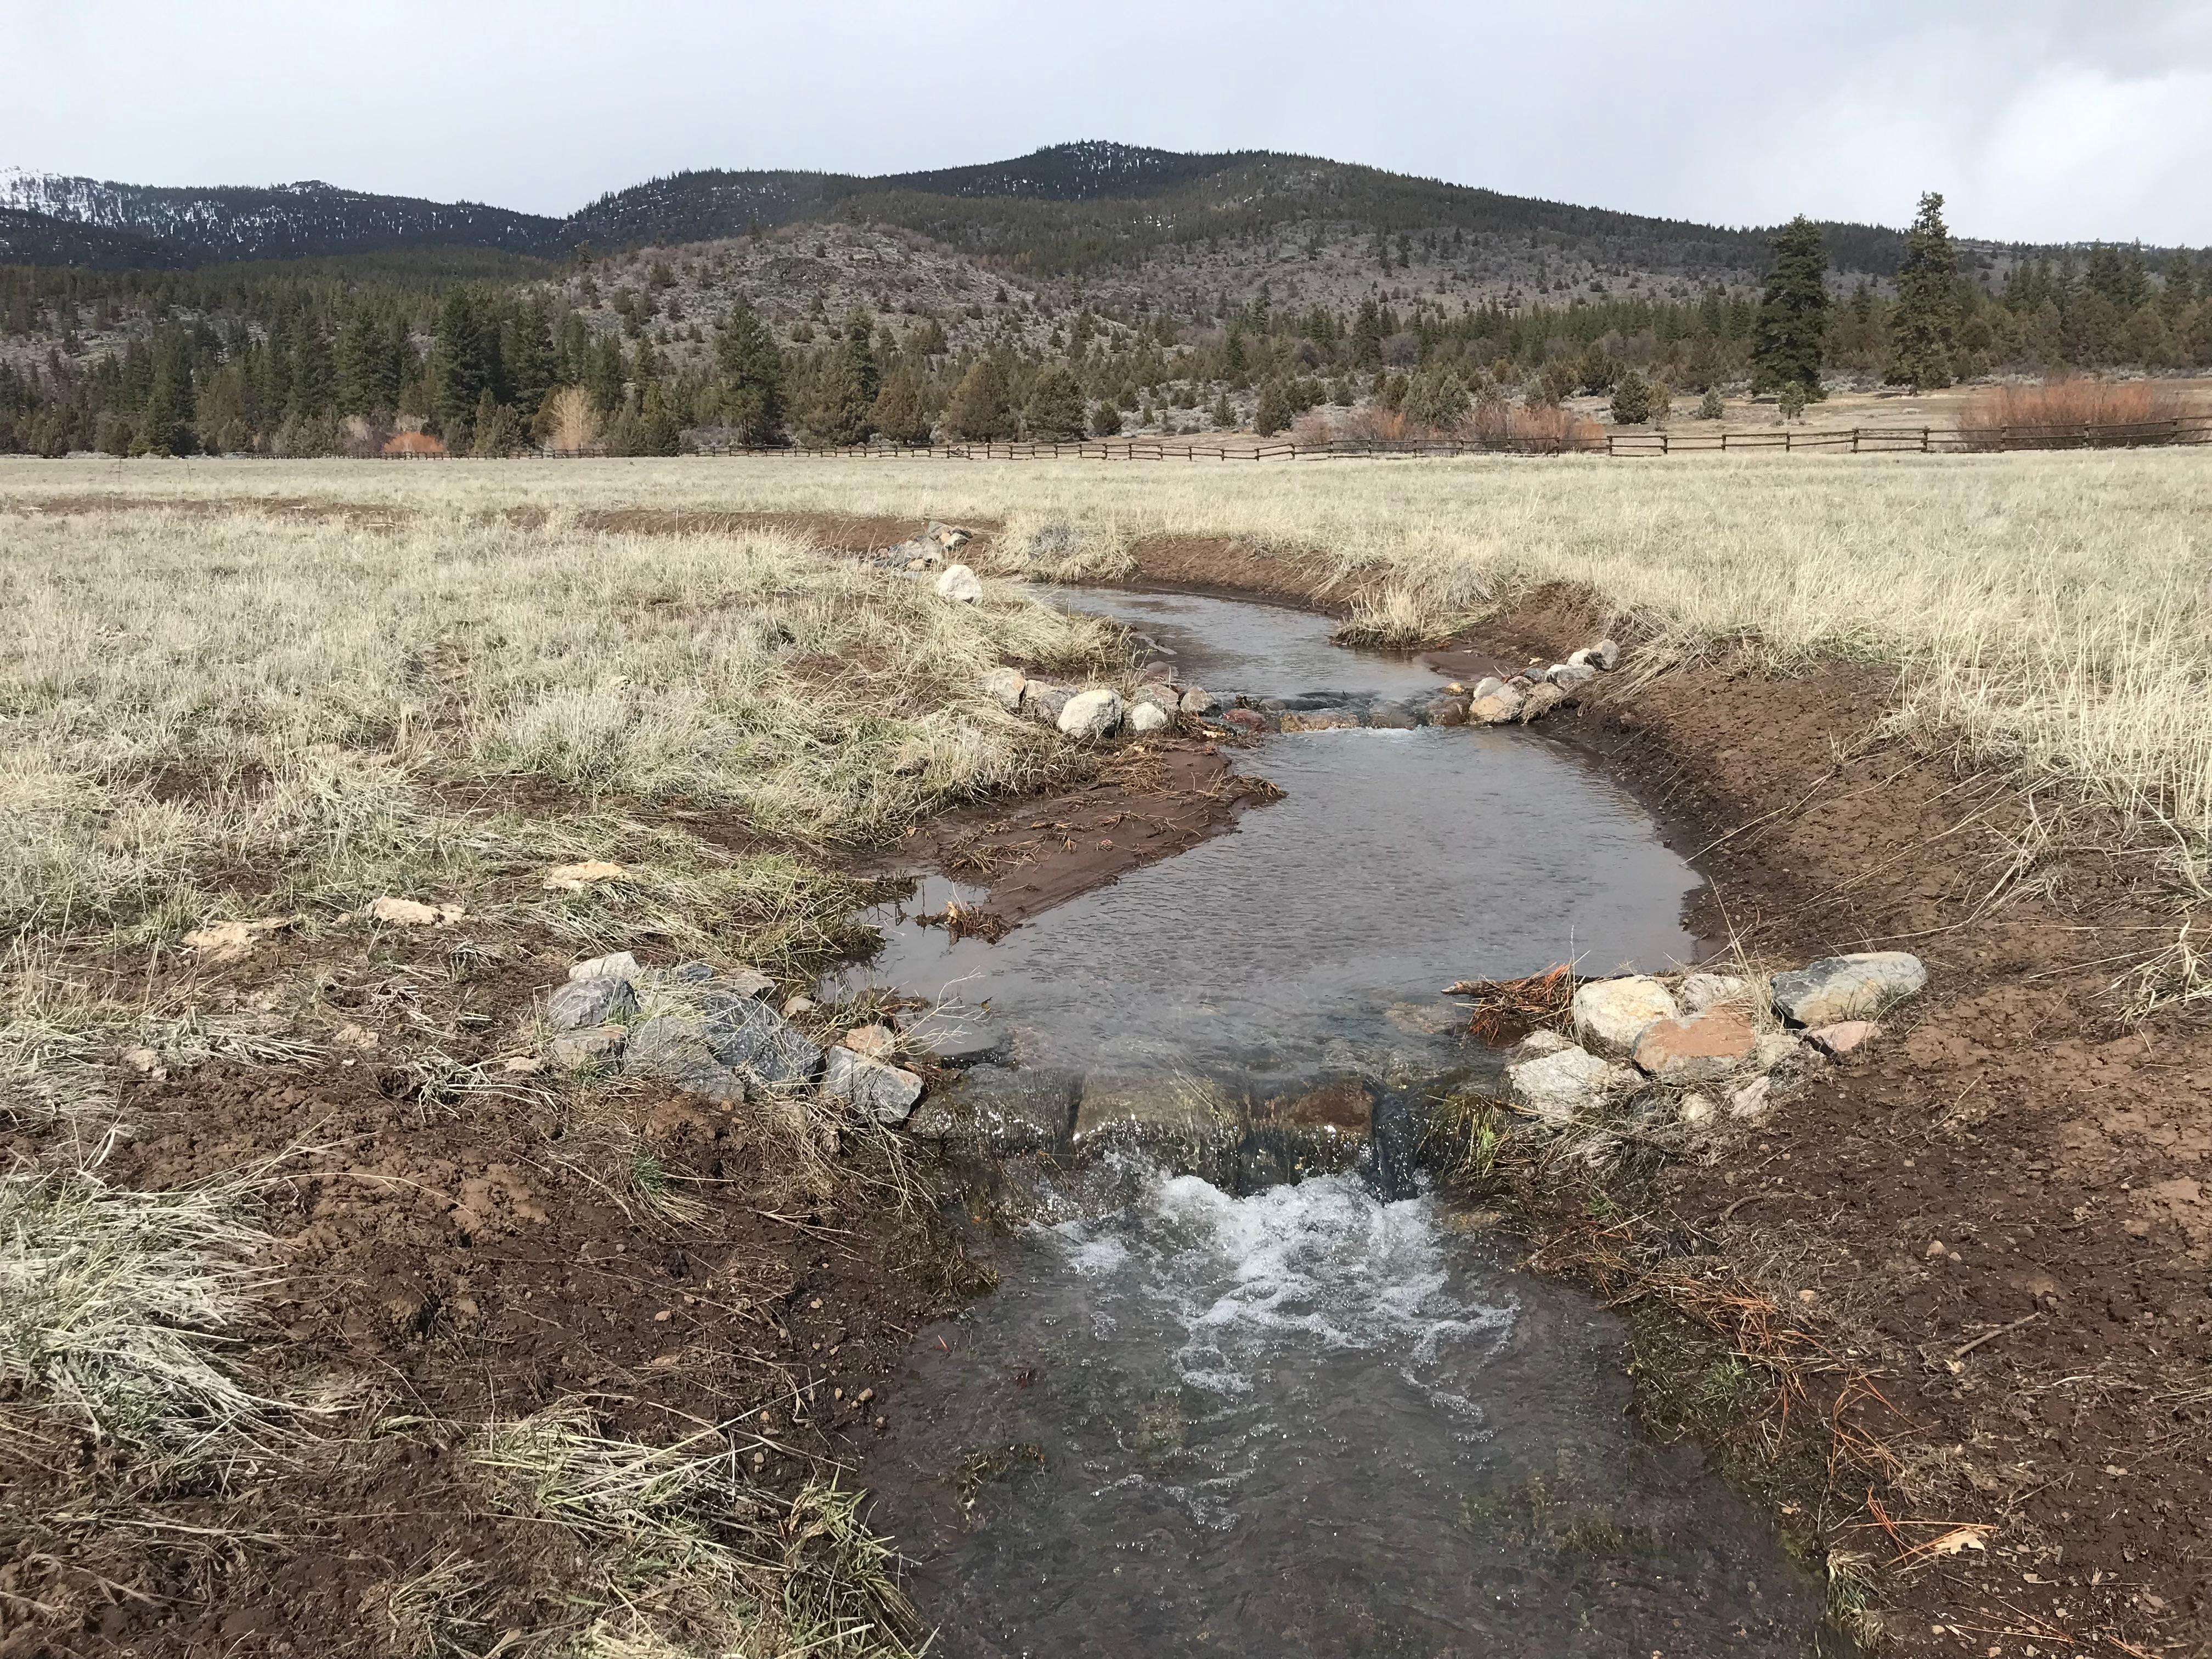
[8,0,2207,244]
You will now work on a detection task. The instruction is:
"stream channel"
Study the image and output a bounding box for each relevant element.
[839,588,1832,1655]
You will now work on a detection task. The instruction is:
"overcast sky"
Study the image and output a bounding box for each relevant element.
[9,1,2209,245]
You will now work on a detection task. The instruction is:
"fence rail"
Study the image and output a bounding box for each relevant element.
[407,412,2212,463]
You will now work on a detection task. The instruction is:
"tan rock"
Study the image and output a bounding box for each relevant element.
[1279,709,1362,732]
[1571,976,1680,1057]
[1632,1007,1757,1084]
[843,1023,896,1058]
[181,914,301,963]
[541,860,628,892]
[1805,1020,1881,1056]
[369,895,465,927]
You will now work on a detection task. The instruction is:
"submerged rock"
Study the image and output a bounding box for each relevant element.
[1221,708,1267,735]
[1571,976,1680,1057]
[1364,704,1419,730]
[1073,1074,1243,1181]
[907,1064,1079,1154]
[1280,709,1362,732]
[1058,687,1125,740]
[1770,952,1926,1026]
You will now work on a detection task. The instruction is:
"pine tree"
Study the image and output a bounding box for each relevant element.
[943,356,1015,442]
[870,370,934,446]
[1750,216,1830,399]
[434,287,493,438]
[584,334,627,414]
[802,352,873,445]
[1888,192,1959,391]
[840,307,881,405]
[1022,365,1087,439]
[507,303,556,424]
[714,296,785,444]
[1697,386,1724,420]
[1609,371,1652,425]
[1090,398,1122,438]
[1253,379,1291,436]
[1211,390,1234,428]
[142,330,198,455]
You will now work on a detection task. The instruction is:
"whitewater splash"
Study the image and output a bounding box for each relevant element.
[867,1167,1825,1657]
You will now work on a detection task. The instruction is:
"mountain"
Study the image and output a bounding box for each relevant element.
[0,168,558,266]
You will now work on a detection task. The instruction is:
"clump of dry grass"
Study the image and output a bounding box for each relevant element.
[0,1166,279,1461]
[472,1401,924,1658]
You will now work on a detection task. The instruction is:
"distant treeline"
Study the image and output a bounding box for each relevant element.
[3,233,2208,456]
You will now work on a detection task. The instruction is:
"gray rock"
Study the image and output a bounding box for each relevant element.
[1131,682,1180,714]
[1468,687,1524,725]
[1365,704,1419,730]
[906,1065,1079,1154]
[1571,976,1680,1056]
[669,960,717,985]
[549,1023,626,1069]
[712,966,775,1001]
[569,951,640,983]
[1729,1075,1774,1121]
[1471,676,1506,699]
[1505,675,1538,694]
[1179,687,1218,716]
[927,1017,1008,1068]
[887,537,940,567]
[1753,1032,1805,1073]
[935,563,983,603]
[1057,687,1125,741]
[623,1014,748,1103]
[698,991,824,1087]
[1677,972,1749,1013]
[822,1046,925,1124]
[1770,952,1926,1026]
[1125,702,1170,735]
[1073,1073,1243,1180]
[1505,1045,1637,1126]
[1547,661,1599,690]
[983,666,1028,712]
[1590,639,1621,670]
[1518,683,1567,723]
[546,974,636,1032]
[1511,1029,1577,1060]
[1020,681,1072,725]
[926,520,972,551]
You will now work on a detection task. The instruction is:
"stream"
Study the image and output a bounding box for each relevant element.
[847,586,1831,1655]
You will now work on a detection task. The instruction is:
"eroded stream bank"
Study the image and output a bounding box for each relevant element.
[840,585,1833,1654]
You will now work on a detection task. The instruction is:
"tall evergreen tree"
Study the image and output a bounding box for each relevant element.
[1750,216,1830,398]
[583,332,627,414]
[714,296,785,444]
[840,307,881,405]
[1022,365,1087,439]
[942,355,1015,442]
[434,286,494,437]
[508,302,556,422]
[142,330,198,455]
[1888,191,1959,392]
[870,369,933,445]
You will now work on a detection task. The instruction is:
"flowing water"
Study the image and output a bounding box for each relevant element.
[852,588,1828,1655]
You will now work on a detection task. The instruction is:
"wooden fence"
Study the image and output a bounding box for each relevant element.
[449,411,2212,463]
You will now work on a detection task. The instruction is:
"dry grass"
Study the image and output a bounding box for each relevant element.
[16,450,2204,889]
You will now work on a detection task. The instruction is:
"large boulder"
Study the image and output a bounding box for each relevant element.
[983,667,1028,712]
[1632,1007,1758,1085]
[1571,975,1680,1056]
[1770,952,1926,1026]
[1505,1045,1638,1126]
[1125,701,1170,735]
[822,1046,925,1124]
[935,563,983,603]
[1057,688,1125,741]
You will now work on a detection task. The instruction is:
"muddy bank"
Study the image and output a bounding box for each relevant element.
[889,736,1277,930]
[1450,587,2212,1651]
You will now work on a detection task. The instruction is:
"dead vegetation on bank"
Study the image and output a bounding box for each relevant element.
[0,503,1124,1652]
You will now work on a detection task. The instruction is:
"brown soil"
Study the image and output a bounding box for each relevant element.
[1463,587,2212,1654]
[890,736,1279,927]
[0,923,969,1655]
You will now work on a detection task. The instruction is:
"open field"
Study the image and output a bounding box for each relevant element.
[12,449,2212,895]
[4,448,2212,1654]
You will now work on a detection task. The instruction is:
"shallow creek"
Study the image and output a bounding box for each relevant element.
[848,587,1829,1654]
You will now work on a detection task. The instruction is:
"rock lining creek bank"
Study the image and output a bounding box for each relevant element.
[539,577,1937,1652]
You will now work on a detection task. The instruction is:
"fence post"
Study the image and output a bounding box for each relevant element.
[1922,427,1930,453]
[1785,430,1792,453]
[1852,428,1860,454]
